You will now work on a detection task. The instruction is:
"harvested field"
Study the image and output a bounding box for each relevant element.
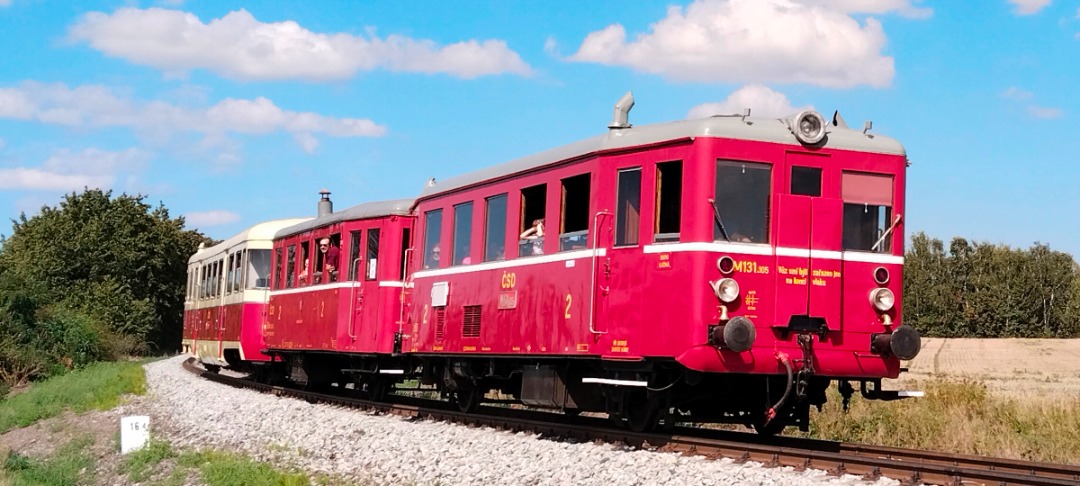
[894,338,1080,399]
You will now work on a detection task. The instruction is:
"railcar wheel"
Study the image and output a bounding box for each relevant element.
[454,389,481,413]
[622,390,658,433]
[752,418,787,436]
[368,378,390,402]
[204,364,221,374]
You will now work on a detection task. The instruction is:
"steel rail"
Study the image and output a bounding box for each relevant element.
[182,359,1080,486]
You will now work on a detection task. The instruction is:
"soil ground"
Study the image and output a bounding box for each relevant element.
[893,338,1080,400]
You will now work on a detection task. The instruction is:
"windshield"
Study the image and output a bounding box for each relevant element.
[714,160,771,243]
[841,171,894,253]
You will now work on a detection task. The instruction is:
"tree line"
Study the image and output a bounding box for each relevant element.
[903,232,1080,338]
[0,190,1078,394]
[0,190,208,393]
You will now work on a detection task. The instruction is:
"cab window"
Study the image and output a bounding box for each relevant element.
[714,160,771,243]
[842,171,894,252]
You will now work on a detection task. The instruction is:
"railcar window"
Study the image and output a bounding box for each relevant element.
[791,166,822,197]
[348,230,362,280]
[452,202,474,266]
[484,194,507,262]
[714,160,771,243]
[228,253,237,294]
[519,184,546,257]
[399,228,410,280]
[841,171,894,252]
[248,250,271,289]
[655,161,682,242]
[274,248,283,290]
[238,250,247,291]
[616,168,642,247]
[300,241,311,285]
[286,245,296,288]
[423,209,443,269]
[225,258,232,295]
[560,174,591,251]
[365,229,380,280]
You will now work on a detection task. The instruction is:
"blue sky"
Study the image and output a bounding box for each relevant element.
[1,0,1079,256]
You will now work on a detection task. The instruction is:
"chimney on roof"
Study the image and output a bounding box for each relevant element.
[318,189,333,217]
[608,91,635,130]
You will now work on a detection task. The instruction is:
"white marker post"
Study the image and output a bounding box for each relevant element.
[120,415,150,454]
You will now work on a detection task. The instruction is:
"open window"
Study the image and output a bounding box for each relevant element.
[560,174,590,251]
[398,228,410,280]
[616,168,642,247]
[654,161,682,242]
[423,209,443,269]
[518,184,546,256]
[484,194,507,261]
[842,171,894,252]
[715,160,771,244]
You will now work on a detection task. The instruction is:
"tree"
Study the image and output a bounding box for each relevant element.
[0,189,209,354]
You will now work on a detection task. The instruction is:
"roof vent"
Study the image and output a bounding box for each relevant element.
[318,189,333,217]
[608,91,635,130]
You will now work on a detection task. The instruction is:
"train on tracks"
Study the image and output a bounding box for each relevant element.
[183,93,922,434]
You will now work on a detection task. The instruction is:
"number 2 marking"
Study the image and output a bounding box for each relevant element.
[565,293,572,319]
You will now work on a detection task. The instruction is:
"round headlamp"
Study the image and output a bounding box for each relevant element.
[873,266,890,285]
[869,288,895,312]
[793,110,826,145]
[717,256,735,274]
[716,278,740,303]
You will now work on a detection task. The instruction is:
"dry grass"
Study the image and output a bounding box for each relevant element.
[800,377,1080,464]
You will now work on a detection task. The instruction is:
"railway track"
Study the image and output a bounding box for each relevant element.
[182,359,1080,486]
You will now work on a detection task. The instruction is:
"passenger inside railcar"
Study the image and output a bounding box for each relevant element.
[317,237,340,283]
[519,218,545,256]
[425,244,441,269]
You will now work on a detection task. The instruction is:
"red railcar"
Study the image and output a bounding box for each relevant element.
[262,197,415,391]
[204,94,921,433]
[402,96,920,432]
[182,219,307,372]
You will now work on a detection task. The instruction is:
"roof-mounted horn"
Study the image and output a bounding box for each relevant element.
[608,91,635,130]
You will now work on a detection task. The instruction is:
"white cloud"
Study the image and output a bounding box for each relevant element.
[184,210,241,227]
[1001,87,1034,100]
[1001,86,1065,119]
[69,8,533,81]
[687,85,811,119]
[0,147,148,191]
[1028,106,1064,119]
[799,0,932,18]
[1008,0,1052,16]
[0,81,386,151]
[568,0,895,88]
[0,0,11,7]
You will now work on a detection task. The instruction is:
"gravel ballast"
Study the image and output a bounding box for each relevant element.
[125,356,901,485]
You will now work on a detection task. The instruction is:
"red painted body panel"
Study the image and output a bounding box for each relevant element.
[266,215,413,355]
[183,301,271,362]
[407,136,908,379]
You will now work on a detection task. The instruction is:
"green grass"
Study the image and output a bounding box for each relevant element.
[123,442,361,486]
[1,434,96,486]
[799,378,1080,464]
[0,361,146,434]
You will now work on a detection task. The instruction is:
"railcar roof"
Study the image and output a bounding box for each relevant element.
[274,198,415,239]
[419,113,905,200]
[188,218,310,264]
